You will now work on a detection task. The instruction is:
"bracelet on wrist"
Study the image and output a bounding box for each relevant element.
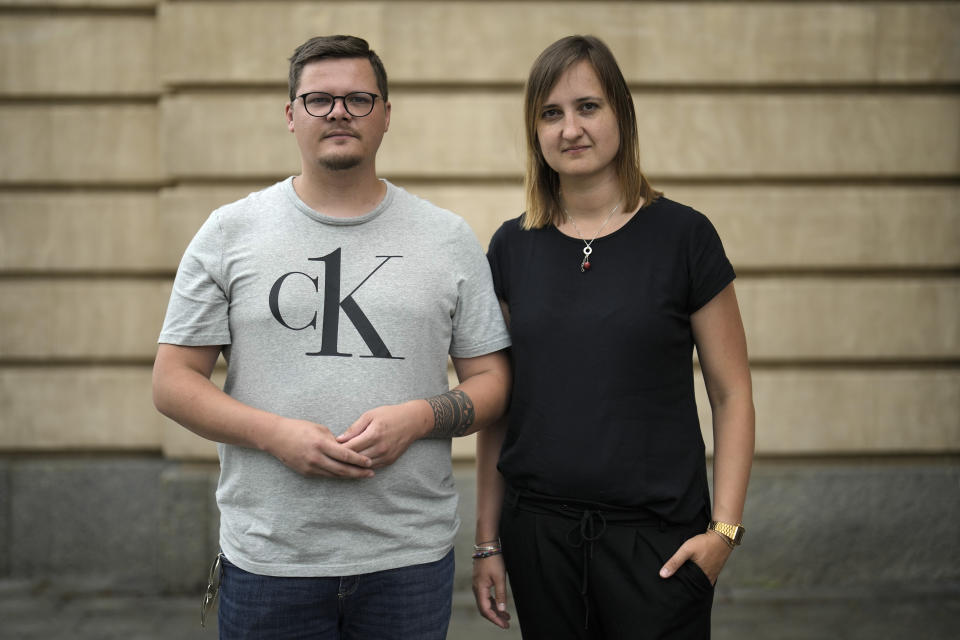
[472,538,502,559]
[706,520,745,548]
[473,538,500,551]
[708,528,736,550]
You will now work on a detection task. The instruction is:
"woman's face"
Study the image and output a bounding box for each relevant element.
[535,60,620,182]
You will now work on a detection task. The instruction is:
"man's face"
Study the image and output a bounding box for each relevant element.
[285,58,390,173]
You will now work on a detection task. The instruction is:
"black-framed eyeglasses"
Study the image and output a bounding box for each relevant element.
[297,91,380,117]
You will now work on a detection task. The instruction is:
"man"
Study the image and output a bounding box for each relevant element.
[152,35,511,639]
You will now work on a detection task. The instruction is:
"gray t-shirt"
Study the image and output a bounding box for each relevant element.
[159,178,510,577]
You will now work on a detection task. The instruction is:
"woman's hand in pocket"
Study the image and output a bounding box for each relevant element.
[659,532,733,585]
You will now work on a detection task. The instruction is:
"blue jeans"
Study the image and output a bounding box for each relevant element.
[217,550,454,640]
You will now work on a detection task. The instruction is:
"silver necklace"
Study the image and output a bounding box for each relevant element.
[564,203,620,272]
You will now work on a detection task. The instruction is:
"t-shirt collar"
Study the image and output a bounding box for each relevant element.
[282,176,394,226]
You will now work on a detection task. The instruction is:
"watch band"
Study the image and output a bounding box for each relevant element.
[708,520,745,546]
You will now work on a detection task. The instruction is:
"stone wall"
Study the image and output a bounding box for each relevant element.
[1,0,958,594]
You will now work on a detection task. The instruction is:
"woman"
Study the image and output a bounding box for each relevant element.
[472,35,755,639]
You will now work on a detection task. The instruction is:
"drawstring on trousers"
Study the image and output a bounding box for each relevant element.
[566,509,607,629]
[503,486,668,631]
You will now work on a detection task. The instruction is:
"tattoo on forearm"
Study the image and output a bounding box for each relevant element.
[427,389,476,437]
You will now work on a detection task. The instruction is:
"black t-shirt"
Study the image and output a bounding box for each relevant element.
[487,197,735,522]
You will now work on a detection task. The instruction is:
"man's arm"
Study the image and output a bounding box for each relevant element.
[433,351,511,436]
[424,389,476,438]
[152,343,374,478]
[338,349,511,468]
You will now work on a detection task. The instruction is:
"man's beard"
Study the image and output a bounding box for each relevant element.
[319,152,363,171]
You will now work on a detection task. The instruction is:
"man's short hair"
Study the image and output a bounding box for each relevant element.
[288,35,389,103]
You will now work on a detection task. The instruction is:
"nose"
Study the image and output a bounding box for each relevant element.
[326,96,352,120]
[561,114,582,139]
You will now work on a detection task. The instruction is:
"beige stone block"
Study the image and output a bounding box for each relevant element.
[379,2,881,84]
[0,192,173,272]
[697,368,960,454]
[639,94,960,178]
[737,278,960,360]
[392,183,523,248]
[162,92,298,178]
[0,366,163,449]
[0,279,171,359]
[162,91,960,179]
[383,92,527,177]
[159,2,960,85]
[0,188,288,274]
[877,3,960,82]
[157,182,276,254]
[2,0,154,6]
[0,15,158,96]
[162,416,219,460]
[451,433,476,461]
[0,104,160,184]
[664,185,960,270]
[158,1,383,87]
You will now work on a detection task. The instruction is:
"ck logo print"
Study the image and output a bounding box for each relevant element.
[268,248,403,359]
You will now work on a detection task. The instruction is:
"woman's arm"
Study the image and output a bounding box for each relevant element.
[472,300,513,628]
[660,282,755,583]
[473,416,511,628]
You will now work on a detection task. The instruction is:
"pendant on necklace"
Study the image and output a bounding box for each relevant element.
[565,202,620,274]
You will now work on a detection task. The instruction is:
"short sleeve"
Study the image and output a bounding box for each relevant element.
[687,212,736,312]
[158,212,232,346]
[448,221,511,359]
[486,222,509,304]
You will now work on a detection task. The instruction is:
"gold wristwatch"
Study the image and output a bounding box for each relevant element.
[707,520,745,546]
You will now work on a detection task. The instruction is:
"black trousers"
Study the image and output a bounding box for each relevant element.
[500,488,714,640]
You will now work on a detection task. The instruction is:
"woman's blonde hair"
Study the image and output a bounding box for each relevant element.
[522,35,660,230]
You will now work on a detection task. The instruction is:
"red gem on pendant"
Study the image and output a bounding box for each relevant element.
[583,261,591,270]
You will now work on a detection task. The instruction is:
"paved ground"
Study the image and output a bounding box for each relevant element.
[2,580,958,639]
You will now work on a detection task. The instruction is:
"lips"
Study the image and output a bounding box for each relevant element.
[562,145,590,153]
[324,130,359,139]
